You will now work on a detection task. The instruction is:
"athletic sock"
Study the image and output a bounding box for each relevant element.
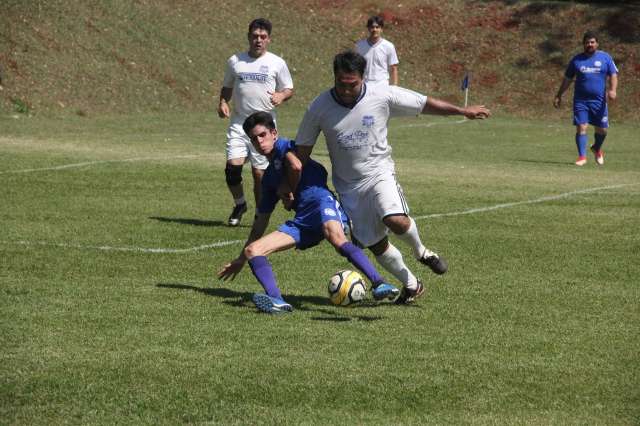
[374,243,418,290]
[576,133,588,157]
[395,217,426,259]
[593,132,606,152]
[234,195,246,206]
[248,256,282,299]
[339,242,384,287]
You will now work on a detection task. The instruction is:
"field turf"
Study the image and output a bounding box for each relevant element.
[1,111,639,424]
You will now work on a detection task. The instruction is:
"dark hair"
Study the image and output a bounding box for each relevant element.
[243,111,276,136]
[583,30,598,43]
[367,15,384,28]
[333,50,366,78]
[248,18,272,35]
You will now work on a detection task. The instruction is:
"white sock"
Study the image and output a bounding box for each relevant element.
[375,243,418,290]
[234,196,246,206]
[395,217,430,259]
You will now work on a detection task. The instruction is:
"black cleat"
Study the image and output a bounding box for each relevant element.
[227,202,247,227]
[395,281,426,305]
[419,251,448,275]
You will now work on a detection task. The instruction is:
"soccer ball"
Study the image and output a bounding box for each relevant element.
[328,270,367,306]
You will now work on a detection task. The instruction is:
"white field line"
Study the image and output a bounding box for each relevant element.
[4,183,635,254]
[397,118,467,128]
[0,154,203,174]
[9,239,244,253]
[413,183,636,220]
[3,118,466,175]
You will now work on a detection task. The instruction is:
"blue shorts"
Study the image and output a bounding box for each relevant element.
[278,190,349,250]
[573,100,609,128]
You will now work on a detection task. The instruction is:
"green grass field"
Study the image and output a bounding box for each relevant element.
[1,111,639,424]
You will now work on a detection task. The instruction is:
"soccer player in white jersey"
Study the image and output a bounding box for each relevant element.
[294,51,490,304]
[217,18,294,226]
[355,15,399,86]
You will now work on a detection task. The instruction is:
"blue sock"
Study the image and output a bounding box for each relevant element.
[248,256,282,299]
[339,242,385,287]
[593,133,606,151]
[575,134,588,157]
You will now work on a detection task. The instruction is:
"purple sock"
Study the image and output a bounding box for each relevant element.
[248,256,282,299]
[576,133,588,157]
[339,242,384,286]
[593,132,606,151]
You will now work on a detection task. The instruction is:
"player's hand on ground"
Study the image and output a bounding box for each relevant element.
[269,91,285,107]
[464,105,491,120]
[217,258,245,281]
[217,102,230,119]
[553,96,561,108]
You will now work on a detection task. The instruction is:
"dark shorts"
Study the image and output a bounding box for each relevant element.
[573,100,609,128]
[278,191,349,250]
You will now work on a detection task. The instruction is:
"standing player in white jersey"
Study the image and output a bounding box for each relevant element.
[217,18,294,226]
[355,15,399,86]
[294,51,490,304]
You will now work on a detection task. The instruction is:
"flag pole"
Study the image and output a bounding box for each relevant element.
[462,72,470,108]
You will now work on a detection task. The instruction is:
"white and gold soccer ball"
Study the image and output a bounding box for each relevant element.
[328,270,367,306]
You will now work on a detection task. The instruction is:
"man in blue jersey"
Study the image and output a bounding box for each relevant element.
[217,111,398,314]
[554,30,618,166]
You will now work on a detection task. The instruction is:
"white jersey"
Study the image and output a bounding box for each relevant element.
[222,51,293,119]
[355,38,399,83]
[295,84,427,194]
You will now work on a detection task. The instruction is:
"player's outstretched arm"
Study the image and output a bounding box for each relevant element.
[422,97,490,119]
[217,213,271,281]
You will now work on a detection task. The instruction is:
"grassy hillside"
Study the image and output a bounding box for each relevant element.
[1,0,639,120]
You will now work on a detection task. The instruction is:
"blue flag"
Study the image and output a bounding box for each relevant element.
[461,74,469,91]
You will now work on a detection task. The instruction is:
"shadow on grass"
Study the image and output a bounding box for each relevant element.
[156,283,386,321]
[515,159,570,166]
[149,217,227,227]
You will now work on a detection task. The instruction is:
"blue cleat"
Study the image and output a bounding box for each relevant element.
[371,282,400,301]
[252,293,293,314]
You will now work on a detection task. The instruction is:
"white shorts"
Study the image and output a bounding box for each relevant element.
[338,171,409,247]
[225,119,269,170]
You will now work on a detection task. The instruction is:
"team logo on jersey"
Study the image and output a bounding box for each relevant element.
[580,65,600,74]
[362,115,375,128]
[594,61,602,67]
[260,65,269,74]
[324,208,337,217]
[273,158,282,170]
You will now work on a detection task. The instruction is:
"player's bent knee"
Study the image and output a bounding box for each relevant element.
[368,237,389,256]
[244,243,264,259]
[225,164,243,186]
[383,214,410,235]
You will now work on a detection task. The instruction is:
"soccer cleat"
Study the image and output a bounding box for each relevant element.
[419,250,448,275]
[228,202,248,226]
[371,282,400,301]
[575,156,587,166]
[395,281,426,305]
[252,293,293,314]
[590,145,604,165]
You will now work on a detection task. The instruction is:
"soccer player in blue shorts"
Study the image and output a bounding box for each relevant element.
[217,111,399,314]
[554,30,618,166]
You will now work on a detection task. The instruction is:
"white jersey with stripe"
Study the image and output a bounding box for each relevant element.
[222,51,293,119]
[355,38,399,83]
[295,83,427,194]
